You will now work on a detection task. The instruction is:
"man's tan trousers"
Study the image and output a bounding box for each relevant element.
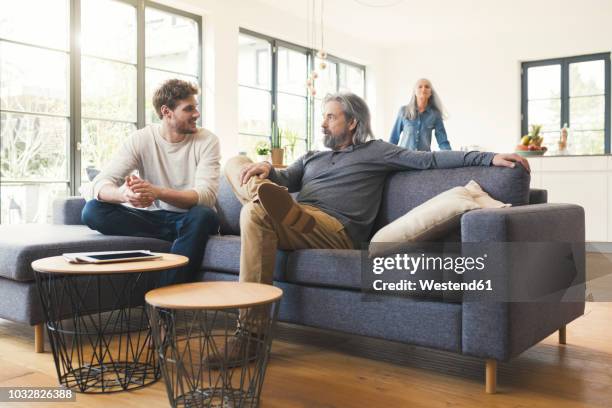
[224,156,353,285]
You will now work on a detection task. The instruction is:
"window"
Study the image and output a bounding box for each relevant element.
[80,0,137,185]
[277,46,309,161]
[0,0,201,225]
[238,29,366,160]
[238,33,272,158]
[521,53,610,155]
[1,0,70,225]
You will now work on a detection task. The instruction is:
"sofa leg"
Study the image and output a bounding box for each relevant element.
[485,359,497,394]
[559,325,566,345]
[34,323,44,353]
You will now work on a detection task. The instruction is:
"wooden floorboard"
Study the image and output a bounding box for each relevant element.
[0,302,610,407]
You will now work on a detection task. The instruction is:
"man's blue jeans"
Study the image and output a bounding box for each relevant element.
[81,200,219,285]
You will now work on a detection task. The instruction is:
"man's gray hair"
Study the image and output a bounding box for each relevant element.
[322,92,375,145]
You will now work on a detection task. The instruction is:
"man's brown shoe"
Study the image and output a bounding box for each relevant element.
[205,331,260,369]
[257,183,316,233]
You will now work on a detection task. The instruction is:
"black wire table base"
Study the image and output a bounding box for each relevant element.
[35,271,162,393]
[148,302,280,408]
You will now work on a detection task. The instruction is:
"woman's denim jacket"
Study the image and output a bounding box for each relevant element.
[389,105,451,151]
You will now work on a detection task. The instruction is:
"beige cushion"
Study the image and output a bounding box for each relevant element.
[369,180,509,256]
[465,180,511,209]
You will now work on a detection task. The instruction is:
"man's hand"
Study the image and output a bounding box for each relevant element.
[492,153,531,173]
[123,175,156,208]
[128,175,160,199]
[239,161,273,185]
[123,188,154,208]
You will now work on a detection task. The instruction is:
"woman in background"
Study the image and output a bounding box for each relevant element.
[389,78,451,151]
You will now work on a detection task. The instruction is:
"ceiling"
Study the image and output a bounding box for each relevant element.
[255,0,602,48]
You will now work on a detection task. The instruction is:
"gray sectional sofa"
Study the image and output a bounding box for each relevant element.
[0,164,585,393]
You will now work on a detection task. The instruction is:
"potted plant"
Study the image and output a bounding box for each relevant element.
[255,141,270,162]
[270,123,284,166]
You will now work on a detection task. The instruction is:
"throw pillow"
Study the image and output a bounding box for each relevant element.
[369,180,509,256]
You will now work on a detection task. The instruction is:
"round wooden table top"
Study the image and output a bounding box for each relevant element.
[31,253,188,275]
[145,281,283,310]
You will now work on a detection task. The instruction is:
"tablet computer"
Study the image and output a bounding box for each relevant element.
[63,250,162,264]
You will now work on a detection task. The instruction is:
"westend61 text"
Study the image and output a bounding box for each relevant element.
[372,279,493,292]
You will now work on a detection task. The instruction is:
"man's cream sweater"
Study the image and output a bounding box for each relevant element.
[90,124,220,213]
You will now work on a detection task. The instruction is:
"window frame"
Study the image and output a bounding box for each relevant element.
[521,52,611,155]
[0,0,202,201]
[238,28,366,154]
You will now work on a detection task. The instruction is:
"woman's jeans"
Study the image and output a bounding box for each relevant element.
[81,200,219,286]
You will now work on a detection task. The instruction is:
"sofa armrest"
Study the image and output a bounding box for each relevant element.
[528,188,547,204]
[52,196,86,225]
[459,204,585,361]
[461,203,583,242]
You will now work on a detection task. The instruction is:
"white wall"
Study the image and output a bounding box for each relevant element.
[155,0,386,162]
[381,1,612,153]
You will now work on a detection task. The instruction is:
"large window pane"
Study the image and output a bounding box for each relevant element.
[339,64,365,97]
[528,65,560,99]
[238,34,271,90]
[0,0,68,50]
[313,98,327,150]
[570,96,605,131]
[570,130,605,155]
[527,99,561,133]
[314,58,337,97]
[0,42,68,115]
[278,47,307,96]
[145,69,198,125]
[238,134,270,160]
[238,87,270,136]
[540,131,560,152]
[81,119,136,180]
[82,57,136,122]
[570,60,605,97]
[0,182,68,224]
[146,8,199,75]
[277,93,307,162]
[1,113,68,181]
[81,0,136,63]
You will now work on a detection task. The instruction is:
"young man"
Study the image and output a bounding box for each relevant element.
[81,79,221,284]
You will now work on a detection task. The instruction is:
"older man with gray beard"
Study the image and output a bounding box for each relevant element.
[218,92,529,362]
[224,92,529,288]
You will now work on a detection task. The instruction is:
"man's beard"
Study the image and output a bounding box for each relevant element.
[176,120,198,134]
[323,130,349,149]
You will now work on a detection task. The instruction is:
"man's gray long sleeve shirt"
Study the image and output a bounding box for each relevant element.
[268,140,495,246]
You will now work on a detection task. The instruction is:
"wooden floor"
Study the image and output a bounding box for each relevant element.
[0,303,611,407]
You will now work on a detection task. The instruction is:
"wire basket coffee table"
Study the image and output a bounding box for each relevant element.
[145,281,283,408]
[32,253,188,393]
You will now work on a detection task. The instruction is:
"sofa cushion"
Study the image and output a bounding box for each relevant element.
[372,166,530,238]
[216,176,242,235]
[0,224,171,282]
[201,238,364,291]
[202,240,455,299]
[284,249,363,290]
[201,235,288,279]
